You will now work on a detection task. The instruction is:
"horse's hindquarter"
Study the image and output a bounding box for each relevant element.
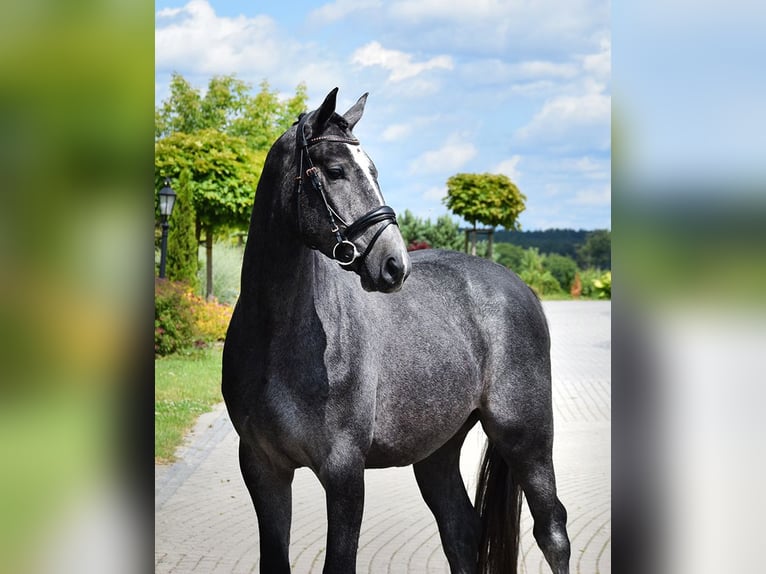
[365,250,545,467]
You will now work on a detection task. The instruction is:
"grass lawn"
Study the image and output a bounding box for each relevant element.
[155,345,224,463]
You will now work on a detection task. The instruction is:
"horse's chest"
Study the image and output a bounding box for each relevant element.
[243,360,373,469]
[242,383,324,467]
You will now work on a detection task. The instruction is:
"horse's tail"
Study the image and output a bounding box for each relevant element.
[475,440,523,574]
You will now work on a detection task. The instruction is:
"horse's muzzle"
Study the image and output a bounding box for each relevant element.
[378,253,410,293]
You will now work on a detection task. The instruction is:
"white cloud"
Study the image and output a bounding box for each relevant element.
[409,134,477,174]
[507,80,560,97]
[309,0,381,24]
[382,123,412,141]
[351,41,453,82]
[423,186,447,201]
[510,35,610,150]
[571,156,610,179]
[386,0,609,58]
[514,84,610,148]
[460,58,577,91]
[544,183,562,197]
[389,0,506,21]
[581,37,611,80]
[157,6,184,17]
[155,0,283,76]
[493,155,522,181]
[155,0,354,103]
[516,61,579,79]
[570,183,611,206]
[381,115,439,141]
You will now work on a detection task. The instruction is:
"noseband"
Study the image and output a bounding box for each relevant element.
[295,114,398,267]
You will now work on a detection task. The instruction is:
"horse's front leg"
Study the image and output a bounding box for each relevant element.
[318,446,365,574]
[239,440,294,574]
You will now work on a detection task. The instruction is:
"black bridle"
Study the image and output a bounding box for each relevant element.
[295,114,398,267]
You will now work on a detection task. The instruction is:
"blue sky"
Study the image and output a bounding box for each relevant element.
[156,0,611,230]
[613,2,766,192]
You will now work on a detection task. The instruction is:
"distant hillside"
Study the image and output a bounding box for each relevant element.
[492,228,592,259]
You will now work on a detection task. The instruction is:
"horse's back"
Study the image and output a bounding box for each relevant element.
[391,249,548,349]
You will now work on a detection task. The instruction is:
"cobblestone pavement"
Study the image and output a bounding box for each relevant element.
[156,301,611,573]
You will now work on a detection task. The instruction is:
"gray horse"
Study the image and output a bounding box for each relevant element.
[222,88,570,574]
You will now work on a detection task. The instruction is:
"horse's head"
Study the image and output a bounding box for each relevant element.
[292,88,411,293]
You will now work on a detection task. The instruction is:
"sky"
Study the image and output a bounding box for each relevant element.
[155,0,611,231]
[613,1,766,192]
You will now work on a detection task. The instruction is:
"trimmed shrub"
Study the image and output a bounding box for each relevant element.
[155,279,195,356]
[593,270,612,299]
[542,253,578,292]
[518,247,563,296]
[155,278,234,355]
[578,268,602,299]
[187,293,232,342]
[167,169,199,288]
[408,240,430,251]
[520,269,563,297]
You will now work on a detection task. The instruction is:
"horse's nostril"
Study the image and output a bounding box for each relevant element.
[383,256,404,284]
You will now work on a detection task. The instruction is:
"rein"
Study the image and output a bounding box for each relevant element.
[295,114,398,267]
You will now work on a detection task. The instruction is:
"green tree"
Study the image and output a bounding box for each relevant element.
[398,210,429,247]
[427,215,464,251]
[397,210,463,251]
[166,169,199,287]
[155,130,264,299]
[444,173,526,258]
[577,229,611,270]
[542,253,579,292]
[493,242,525,272]
[156,74,308,152]
[155,73,308,298]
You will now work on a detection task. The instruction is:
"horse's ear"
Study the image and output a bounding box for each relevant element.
[342,93,368,131]
[311,87,338,132]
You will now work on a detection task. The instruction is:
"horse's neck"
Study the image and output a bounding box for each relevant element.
[238,163,364,339]
[238,177,317,324]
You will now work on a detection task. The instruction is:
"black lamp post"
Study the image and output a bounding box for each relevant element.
[158,178,176,279]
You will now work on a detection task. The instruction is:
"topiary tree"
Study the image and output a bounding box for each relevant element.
[444,173,526,258]
[155,130,263,299]
[166,168,199,288]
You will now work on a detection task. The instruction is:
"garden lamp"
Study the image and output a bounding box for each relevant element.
[158,178,176,278]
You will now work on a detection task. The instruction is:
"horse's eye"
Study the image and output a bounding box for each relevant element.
[326,166,345,180]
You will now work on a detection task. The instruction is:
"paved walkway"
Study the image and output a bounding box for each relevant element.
[156,301,611,573]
